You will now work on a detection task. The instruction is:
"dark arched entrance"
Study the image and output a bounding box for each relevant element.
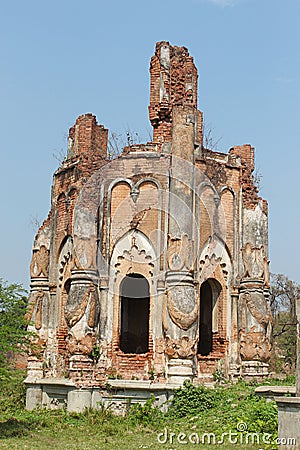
[198,280,213,356]
[119,274,150,354]
[198,279,221,356]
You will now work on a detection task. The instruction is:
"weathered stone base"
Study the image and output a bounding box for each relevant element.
[255,386,296,402]
[24,378,77,410]
[276,397,300,449]
[228,363,241,379]
[101,380,179,414]
[25,378,183,414]
[241,360,269,379]
[167,359,193,384]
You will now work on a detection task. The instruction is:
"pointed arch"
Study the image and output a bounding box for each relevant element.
[106,229,157,347]
[198,236,233,343]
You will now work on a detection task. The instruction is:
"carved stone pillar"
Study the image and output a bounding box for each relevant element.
[164,271,198,383]
[238,279,272,377]
[238,242,272,377]
[98,275,109,342]
[65,269,99,384]
[27,277,50,379]
[228,291,240,377]
[164,109,198,383]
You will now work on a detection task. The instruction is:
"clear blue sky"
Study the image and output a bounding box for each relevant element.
[0,0,299,289]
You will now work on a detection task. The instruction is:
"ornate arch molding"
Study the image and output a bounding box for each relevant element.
[197,180,237,198]
[107,176,163,194]
[66,185,78,198]
[198,235,232,284]
[198,180,218,197]
[110,229,157,279]
[135,177,162,190]
[57,192,66,203]
[107,230,157,346]
[219,185,237,197]
[198,236,232,340]
[196,181,238,281]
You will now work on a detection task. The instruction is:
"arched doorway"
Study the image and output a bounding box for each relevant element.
[198,279,221,356]
[119,274,150,354]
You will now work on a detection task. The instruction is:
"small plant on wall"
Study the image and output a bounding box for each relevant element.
[90,345,100,364]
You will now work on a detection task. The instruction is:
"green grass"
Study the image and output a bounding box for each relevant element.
[0,372,292,450]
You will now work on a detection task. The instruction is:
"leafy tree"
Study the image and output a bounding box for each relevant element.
[0,279,30,378]
[270,273,299,371]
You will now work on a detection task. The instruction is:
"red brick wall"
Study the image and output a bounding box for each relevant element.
[149,41,200,147]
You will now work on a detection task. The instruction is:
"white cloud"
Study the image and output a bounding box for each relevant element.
[275,76,294,84]
[208,0,237,6]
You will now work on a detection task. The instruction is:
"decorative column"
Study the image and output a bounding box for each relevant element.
[25,245,50,410]
[65,268,99,385]
[164,106,198,384]
[67,178,101,388]
[148,41,202,383]
[228,289,240,378]
[27,244,50,379]
[238,244,272,378]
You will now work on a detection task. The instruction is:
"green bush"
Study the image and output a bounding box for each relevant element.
[168,379,216,418]
[127,395,163,426]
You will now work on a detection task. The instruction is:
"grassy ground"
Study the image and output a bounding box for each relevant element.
[0,372,295,450]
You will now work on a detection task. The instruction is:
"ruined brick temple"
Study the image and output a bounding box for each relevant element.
[25,42,273,411]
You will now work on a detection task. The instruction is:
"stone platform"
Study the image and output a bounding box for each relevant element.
[24,378,186,414]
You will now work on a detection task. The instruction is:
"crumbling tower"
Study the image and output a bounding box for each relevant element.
[25,42,272,412]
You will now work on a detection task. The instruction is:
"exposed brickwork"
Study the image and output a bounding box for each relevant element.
[229,145,262,209]
[149,41,203,149]
[112,352,153,380]
[200,197,213,249]
[68,113,108,160]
